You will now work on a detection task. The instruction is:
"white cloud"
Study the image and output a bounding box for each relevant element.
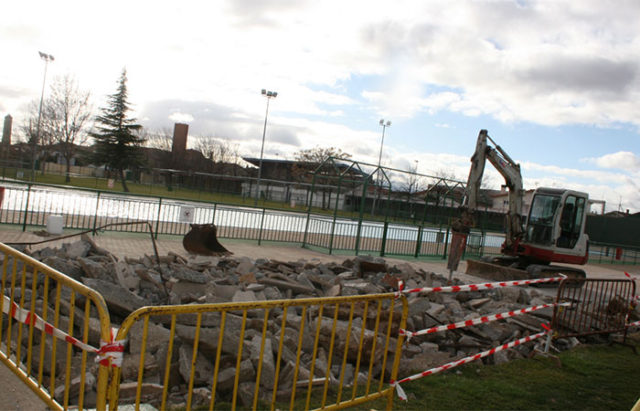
[168,112,194,124]
[1,0,639,211]
[3,0,640,131]
[585,151,640,171]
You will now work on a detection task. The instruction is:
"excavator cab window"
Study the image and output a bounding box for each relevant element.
[557,195,585,249]
[525,194,561,245]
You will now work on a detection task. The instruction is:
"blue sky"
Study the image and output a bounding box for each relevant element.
[1,0,639,212]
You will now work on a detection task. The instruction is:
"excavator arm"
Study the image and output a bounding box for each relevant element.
[456,130,524,252]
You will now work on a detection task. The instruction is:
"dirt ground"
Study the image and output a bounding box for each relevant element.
[0,227,637,409]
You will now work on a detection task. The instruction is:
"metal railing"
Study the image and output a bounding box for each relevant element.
[551,277,636,340]
[0,242,113,410]
[0,181,637,264]
[588,243,640,265]
[109,293,408,410]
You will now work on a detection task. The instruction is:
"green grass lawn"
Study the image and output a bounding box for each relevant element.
[381,333,640,410]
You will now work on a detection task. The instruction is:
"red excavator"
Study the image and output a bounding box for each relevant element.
[450,130,589,280]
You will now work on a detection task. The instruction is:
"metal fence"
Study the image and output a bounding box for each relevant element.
[588,243,640,265]
[551,278,636,340]
[108,293,408,410]
[0,242,113,410]
[0,181,637,264]
[0,240,408,411]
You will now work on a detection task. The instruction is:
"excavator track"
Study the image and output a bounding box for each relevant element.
[465,259,585,285]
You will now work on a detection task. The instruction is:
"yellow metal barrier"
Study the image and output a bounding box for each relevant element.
[0,243,113,410]
[108,293,408,410]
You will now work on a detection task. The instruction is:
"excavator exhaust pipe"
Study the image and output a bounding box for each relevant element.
[183,224,231,256]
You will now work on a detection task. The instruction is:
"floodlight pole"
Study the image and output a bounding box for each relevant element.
[372,119,391,217]
[255,89,277,205]
[32,51,54,181]
[377,119,391,169]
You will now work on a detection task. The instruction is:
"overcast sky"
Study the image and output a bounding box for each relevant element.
[1,0,639,212]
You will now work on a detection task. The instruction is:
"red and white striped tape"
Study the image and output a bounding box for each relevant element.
[390,329,549,400]
[1,295,124,367]
[396,275,566,297]
[623,272,640,306]
[399,302,570,342]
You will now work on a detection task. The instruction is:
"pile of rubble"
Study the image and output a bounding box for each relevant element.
[17,236,575,407]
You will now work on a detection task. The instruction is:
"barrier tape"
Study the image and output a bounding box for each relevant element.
[629,320,640,328]
[399,302,571,342]
[624,272,640,300]
[390,329,549,400]
[623,273,640,316]
[1,295,124,367]
[396,275,566,297]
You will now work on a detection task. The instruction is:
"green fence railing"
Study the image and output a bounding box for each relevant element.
[0,180,636,264]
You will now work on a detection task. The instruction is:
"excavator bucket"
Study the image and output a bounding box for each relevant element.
[183,224,231,256]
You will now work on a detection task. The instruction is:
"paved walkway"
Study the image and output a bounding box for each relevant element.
[1,225,637,282]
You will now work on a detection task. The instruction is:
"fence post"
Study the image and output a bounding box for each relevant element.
[442,226,450,260]
[328,216,336,255]
[380,221,388,257]
[211,203,217,225]
[21,183,32,232]
[328,175,345,255]
[92,191,101,233]
[414,225,423,258]
[258,208,266,246]
[154,197,163,239]
[302,213,311,248]
[355,178,369,256]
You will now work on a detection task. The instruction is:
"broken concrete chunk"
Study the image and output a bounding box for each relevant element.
[63,240,92,259]
[233,290,257,303]
[169,263,209,283]
[82,278,150,317]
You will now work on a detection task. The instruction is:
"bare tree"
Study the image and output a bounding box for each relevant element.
[292,146,352,182]
[20,100,56,173]
[293,146,353,209]
[397,161,426,197]
[391,161,427,220]
[195,135,241,171]
[47,74,92,182]
[145,127,173,151]
[143,128,174,169]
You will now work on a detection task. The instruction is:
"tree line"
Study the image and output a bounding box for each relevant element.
[16,69,242,192]
[16,68,436,198]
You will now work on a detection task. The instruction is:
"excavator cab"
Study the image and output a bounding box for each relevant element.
[521,188,589,265]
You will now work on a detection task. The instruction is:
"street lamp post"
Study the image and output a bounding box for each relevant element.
[371,119,391,217]
[32,51,54,181]
[377,119,391,169]
[255,89,277,205]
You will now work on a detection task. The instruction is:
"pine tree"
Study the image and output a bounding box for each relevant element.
[91,68,144,192]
